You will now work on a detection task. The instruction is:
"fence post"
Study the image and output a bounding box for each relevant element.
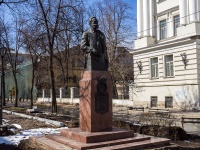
[70,87,75,104]
[42,89,45,102]
[60,87,63,103]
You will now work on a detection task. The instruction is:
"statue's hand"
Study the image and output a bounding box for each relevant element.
[91,49,99,56]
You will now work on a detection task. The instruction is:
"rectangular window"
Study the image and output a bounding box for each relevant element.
[151,57,158,78]
[160,19,167,40]
[165,96,173,108]
[151,96,158,107]
[165,55,174,77]
[174,15,180,36]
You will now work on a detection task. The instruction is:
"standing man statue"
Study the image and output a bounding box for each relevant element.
[81,17,109,71]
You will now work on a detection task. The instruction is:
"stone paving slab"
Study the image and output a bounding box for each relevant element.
[30,136,73,150]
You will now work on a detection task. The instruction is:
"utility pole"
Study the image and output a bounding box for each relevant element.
[0,28,2,125]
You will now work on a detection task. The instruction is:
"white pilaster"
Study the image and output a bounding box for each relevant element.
[157,20,160,40]
[198,0,200,21]
[189,0,198,23]
[143,0,150,36]
[59,88,63,103]
[137,0,143,38]
[70,87,75,99]
[149,0,155,37]
[42,89,45,102]
[179,0,188,26]
[70,87,76,104]
[169,15,174,37]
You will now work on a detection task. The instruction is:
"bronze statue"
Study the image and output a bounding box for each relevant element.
[81,17,109,71]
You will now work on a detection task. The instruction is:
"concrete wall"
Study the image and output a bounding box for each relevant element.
[132,39,200,109]
[132,0,200,110]
[132,85,199,109]
[36,98,135,107]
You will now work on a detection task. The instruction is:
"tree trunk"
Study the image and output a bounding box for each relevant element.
[1,55,6,106]
[50,51,57,113]
[110,73,118,99]
[30,62,35,109]
[14,76,18,107]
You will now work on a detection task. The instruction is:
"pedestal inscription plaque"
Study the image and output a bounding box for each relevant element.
[95,77,109,114]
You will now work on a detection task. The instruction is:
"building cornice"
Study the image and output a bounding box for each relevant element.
[156,6,179,18]
[130,36,197,55]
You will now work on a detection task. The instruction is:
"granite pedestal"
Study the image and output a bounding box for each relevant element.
[79,71,112,132]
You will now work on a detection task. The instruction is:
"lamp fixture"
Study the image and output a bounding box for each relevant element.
[180,53,188,69]
[136,61,143,74]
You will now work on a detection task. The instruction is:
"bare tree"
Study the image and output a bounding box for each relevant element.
[1,17,23,107]
[21,29,39,108]
[87,0,135,97]
[21,0,84,113]
[0,0,28,106]
[0,0,28,6]
[54,2,86,89]
[0,20,7,106]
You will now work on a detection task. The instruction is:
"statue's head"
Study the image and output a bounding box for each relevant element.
[89,17,99,30]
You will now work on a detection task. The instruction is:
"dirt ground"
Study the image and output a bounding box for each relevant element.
[1,102,200,149]
[3,113,56,130]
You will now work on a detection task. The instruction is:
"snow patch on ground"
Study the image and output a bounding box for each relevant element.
[10,124,22,130]
[0,127,68,146]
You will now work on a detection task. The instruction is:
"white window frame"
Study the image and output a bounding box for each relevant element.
[150,57,159,78]
[164,55,174,77]
[165,96,173,108]
[174,15,180,36]
[160,19,167,40]
[151,96,158,107]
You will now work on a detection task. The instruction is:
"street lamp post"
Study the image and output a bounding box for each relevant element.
[0,27,2,125]
[0,44,6,126]
[0,26,6,125]
[1,50,5,106]
[0,28,5,125]
[0,44,2,126]
[0,49,2,125]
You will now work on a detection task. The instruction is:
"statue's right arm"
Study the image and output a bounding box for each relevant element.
[81,32,90,53]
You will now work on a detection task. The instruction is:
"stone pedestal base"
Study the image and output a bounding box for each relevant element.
[59,128,135,143]
[79,71,112,132]
[30,130,171,150]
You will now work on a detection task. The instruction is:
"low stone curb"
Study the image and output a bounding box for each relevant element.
[3,110,65,127]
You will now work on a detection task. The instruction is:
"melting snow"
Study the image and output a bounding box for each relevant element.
[0,127,68,146]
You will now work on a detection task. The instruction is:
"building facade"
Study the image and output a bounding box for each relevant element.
[130,0,200,109]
